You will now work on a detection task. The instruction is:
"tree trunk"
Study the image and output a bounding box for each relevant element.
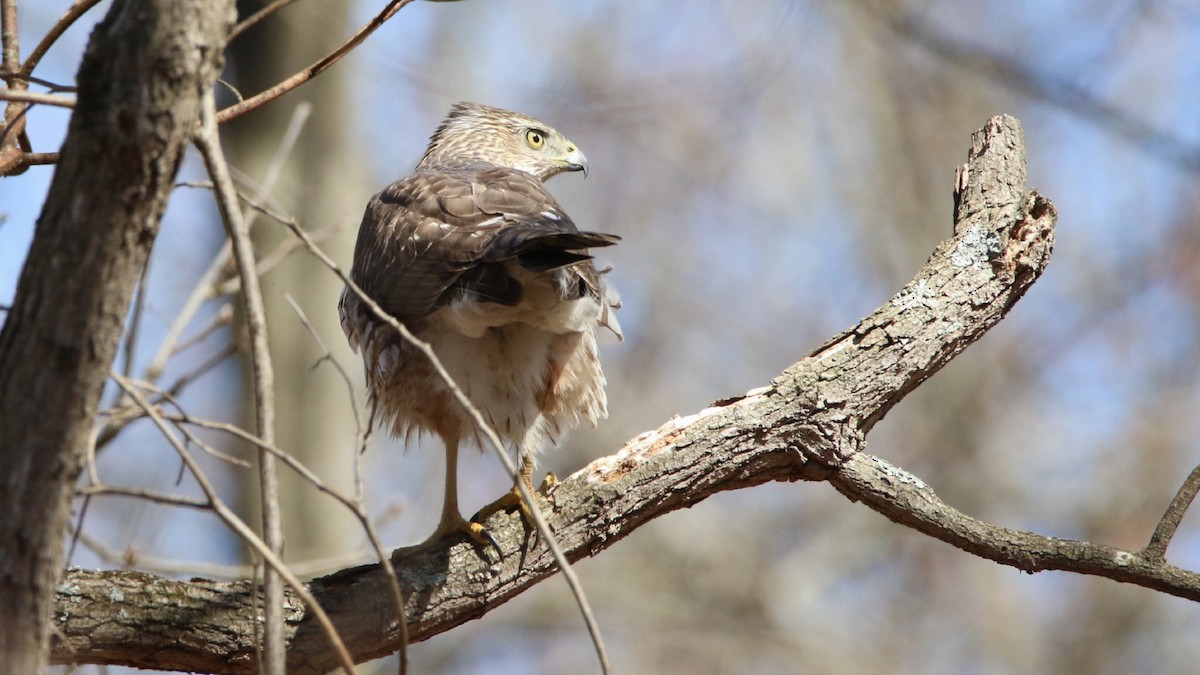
[0,1,233,670]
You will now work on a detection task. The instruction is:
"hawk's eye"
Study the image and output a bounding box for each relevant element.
[525,129,545,149]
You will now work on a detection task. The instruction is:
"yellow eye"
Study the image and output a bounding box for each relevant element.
[526,129,545,149]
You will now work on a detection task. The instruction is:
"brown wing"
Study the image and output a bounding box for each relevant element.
[349,166,618,325]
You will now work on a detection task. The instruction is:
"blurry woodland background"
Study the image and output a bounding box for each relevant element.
[5,0,1200,673]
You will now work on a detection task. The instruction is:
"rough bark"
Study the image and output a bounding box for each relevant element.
[0,1,233,670]
[45,117,1140,673]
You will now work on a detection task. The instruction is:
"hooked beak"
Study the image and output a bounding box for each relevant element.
[563,144,589,177]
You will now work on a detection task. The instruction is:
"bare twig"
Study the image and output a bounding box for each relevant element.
[77,484,211,510]
[144,243,229,382]
[0,73,73,91]
[172,303,234,355]
[95,315,235,451]
[120,262,151,394]
[1,0,29,176]
[216,221,345,296]
[167,412,355,510]
[146,103,309,383]
[97,380,252,468]
[1142,463,1200,560]
[1,0,20,80]
[0,0,20,102]
[0,89,74,107]
[19,0,104,77]
[66,494,92,568]
[18,150,55,164]
[215,0,414,124]
[162,343,239,397]
[230,0,307,41]
[195,90,285,675]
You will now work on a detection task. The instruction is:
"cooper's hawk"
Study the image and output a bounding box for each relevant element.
[339,102,621,547]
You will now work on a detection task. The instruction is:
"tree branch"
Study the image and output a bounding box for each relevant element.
[214,0,414,125]
[0,0,233,669]
[195,87,287,675]
[49,116,1101,673]
[831,452,1200,601]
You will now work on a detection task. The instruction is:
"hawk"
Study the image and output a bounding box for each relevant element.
[339,102,621,548]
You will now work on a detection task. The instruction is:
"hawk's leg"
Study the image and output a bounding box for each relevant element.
[420,435,500,552]
[472,456,555,534]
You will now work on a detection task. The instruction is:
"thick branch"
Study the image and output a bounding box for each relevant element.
[49,116,1087,672]
[0,1,233,670]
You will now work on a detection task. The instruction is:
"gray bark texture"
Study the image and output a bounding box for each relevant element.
[0,0,233,671]
[58,117,1187,675]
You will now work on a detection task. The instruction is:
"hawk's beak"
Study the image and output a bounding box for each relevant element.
[563,145,589,177]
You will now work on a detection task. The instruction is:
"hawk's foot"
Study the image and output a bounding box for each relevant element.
[472,472,556,535]
[418,511,500,555]
[472,484,534,531]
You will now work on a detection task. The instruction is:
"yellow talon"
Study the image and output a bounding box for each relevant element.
[472,459,551,536]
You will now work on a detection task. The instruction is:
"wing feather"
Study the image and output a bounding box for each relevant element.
[349,166,617,324]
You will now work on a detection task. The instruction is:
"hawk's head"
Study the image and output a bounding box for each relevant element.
[418,102,588,181]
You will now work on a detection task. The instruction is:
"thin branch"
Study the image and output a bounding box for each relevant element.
[1142,462,1200,560]
[146,103,308,382]
[230,0,307,41]
[65,492,92,568]
[830,452,1200,599]
[145,243,228,383]
[0,73,73,91]
[97,381,252,468]
[215,0,414,124]
[216,221,345,296]
[172,302,234,356]
[280,292,362,431]
[162,342,239,397]
[77,484,211,510]
[0,0,19,79]
[19,0,103,77]
[119,260,151,398]
[167,412,357,512]
[0,88,73,108]
[95,339,237,452]
[18,150,55,164]
[1,0,30,178]
[195,90,285,675]
[0,89,74,107]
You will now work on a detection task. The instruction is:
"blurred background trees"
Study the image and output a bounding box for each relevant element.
[5,0,1200,672]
